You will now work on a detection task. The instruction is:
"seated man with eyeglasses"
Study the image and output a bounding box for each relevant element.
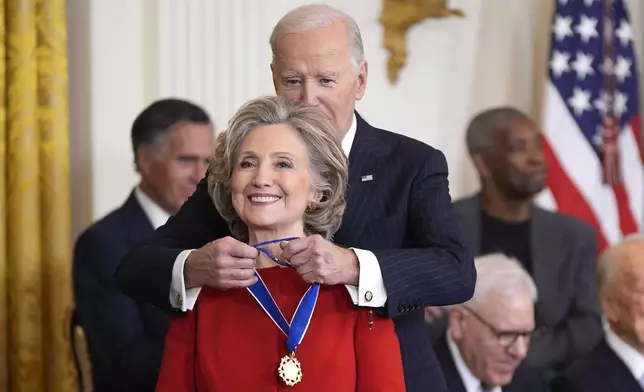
[434,253,550,392]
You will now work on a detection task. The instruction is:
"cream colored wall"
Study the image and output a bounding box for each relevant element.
[68,0,644,240]
[68,0,158,238]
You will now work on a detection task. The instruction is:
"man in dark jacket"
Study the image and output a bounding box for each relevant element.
[73,98,213,391]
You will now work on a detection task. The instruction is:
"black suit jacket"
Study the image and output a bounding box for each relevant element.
[428,194,602,372]
[434,335,550,392]
[550,338,643,392]
[73,192,170,392]
[115,112,476,392]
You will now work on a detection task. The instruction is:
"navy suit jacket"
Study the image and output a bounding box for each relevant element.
[115,112,476,392]
[550,338,643,392]
[74,192,170,392]
[434,335,550,392]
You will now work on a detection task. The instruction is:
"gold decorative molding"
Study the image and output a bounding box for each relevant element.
[379,0,465,84]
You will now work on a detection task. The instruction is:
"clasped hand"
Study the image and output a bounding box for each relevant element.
[184,235,358,290]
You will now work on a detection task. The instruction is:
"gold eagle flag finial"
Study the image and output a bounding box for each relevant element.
[379,0,465,84]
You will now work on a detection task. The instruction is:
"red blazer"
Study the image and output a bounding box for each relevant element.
[156,267,406,391]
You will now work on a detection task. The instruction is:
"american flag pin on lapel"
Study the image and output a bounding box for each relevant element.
[361,174,373,182]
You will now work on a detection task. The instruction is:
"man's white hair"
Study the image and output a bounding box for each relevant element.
[597,233,644,292]
[467,253,538,310]
[269,4,365,73]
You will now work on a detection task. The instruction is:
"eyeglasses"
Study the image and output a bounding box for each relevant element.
[462,306,535,348]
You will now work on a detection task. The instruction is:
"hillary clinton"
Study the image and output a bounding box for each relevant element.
[155,96,405,391]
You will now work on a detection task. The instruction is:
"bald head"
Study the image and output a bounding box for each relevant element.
[599,234,644,354]
[598,233,644,293]
[465,107,533,154]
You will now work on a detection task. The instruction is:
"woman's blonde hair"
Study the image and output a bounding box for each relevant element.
[207,96,348,242]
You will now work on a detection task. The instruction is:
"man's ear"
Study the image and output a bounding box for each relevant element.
[471,153,491,179]
[448,306,466,340]
[270,63,279,93]
[600,290,619,323]
[137,146,156,176]
[355,61,368,101]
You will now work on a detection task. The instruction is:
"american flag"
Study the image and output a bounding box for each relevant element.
[535,0,643,251]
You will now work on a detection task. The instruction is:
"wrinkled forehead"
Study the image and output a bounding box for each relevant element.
[493,118,539,144]
[477,293,535,328]
[614,269,644,298]
[272,24,353,71]
[506,119,541,139]
[610,244,644,287]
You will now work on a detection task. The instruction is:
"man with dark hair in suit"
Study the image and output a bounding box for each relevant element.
[427,107,602,376]
[115,4,476,392]
[551,234,644,392]
[435,253,549,392]
[73,98,214,392]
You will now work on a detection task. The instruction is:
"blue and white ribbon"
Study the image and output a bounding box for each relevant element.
[247,238,319,354]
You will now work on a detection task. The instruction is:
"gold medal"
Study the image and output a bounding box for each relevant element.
[278,354,302,386]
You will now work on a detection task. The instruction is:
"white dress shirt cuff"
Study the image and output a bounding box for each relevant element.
[169,249,203,311]
[344,248,387,307]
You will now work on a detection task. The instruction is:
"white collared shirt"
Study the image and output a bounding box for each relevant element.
[341,113,357,157]
[169,114,388,311]
[447,333,502,392]
[605,327,644,381]
[134,187,170,230]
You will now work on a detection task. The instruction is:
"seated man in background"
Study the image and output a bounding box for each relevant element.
[427,107,602,375]
[435,253,549,392]
[73,98,214,392]
[551,234,644,392]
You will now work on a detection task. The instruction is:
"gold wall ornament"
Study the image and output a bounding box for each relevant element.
[379,0,465,84]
